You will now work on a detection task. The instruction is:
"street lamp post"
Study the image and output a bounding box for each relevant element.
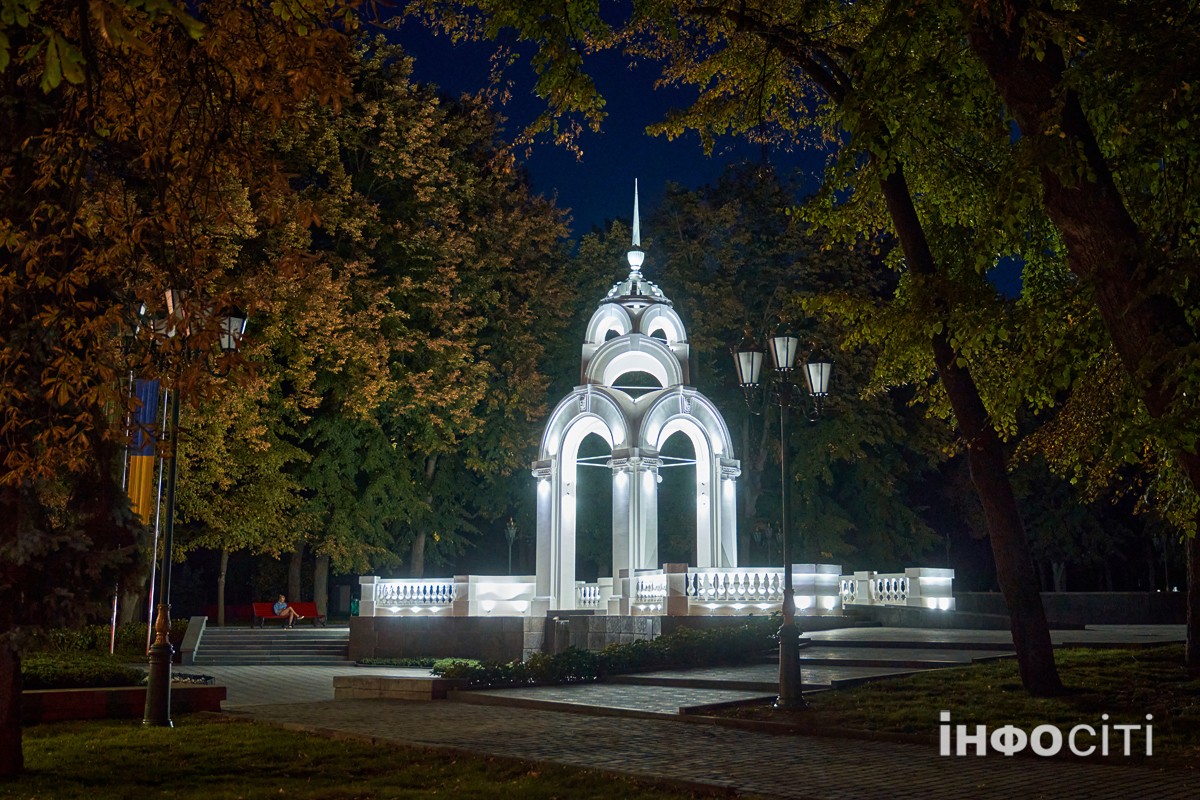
[732,326,831,710]
[505,518,518,574]
[143,300,247,727]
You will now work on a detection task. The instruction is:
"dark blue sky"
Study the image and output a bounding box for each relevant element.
[396,20,819,236]
[396,22,1021,296]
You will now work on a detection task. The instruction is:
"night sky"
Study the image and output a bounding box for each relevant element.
[396,20,822,236]
[397,20,1022,294]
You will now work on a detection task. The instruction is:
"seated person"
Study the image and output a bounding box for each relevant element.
[273,594,304,627]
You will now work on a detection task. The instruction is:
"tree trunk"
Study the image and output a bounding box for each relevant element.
[288,542,305,601]
[880,167,1062,695]
[1188,535,1200,672]
[216,549,228,628]
[314,554,329,618]
[1052,562,1066,593]
[737,413,753,565]
[965,7,1200,667]
[410,454,440,579]
[410,532,427,578]
[0,644,21,777]
[964,7,1198,434]
[1146,540,1157,591]
[708,1,1061,693]
[118,585,142,625]
[737,410,770,566]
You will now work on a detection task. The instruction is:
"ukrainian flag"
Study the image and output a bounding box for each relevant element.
[126,379,161,523]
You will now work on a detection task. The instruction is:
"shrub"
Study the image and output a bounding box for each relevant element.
[22,653,146,690]
[26,621,187,658]
[433,617,778,688]
[358,657,439,668]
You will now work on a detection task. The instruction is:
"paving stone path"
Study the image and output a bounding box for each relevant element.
[209,625,1192,799]
[235,697,1195,800]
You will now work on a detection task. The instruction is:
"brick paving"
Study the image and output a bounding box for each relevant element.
[206,624,1192,799]
[459,682,775,716]
[235,698,1196,800]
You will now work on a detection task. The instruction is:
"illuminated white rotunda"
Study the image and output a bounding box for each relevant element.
[532,183,741,611]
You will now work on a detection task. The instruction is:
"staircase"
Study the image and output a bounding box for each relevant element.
[192,625,350,666]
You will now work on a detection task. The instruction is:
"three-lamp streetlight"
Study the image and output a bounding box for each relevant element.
[143,294,247,728]
[732,324,831,710]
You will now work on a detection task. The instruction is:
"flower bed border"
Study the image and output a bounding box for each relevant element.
[22,684,227,724]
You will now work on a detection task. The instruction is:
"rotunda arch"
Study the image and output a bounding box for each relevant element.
[585,334,684,389]
[637,305,687,344]
[584,304,633,345]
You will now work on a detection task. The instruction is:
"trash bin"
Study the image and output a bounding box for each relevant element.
[350,598,360,617]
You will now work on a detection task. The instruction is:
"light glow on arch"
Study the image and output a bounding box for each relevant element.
[585,305,632,344]
[602,350,669,389]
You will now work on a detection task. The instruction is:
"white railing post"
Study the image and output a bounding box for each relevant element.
[597,577,613,614]
[358,575,378,616]
[837,568,954,610]
[453,575,470,616]
[905,567,956,610]
[664,563,689,617]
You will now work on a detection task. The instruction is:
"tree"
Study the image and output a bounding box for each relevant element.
[238,40,574,587]
[960,0,1200,667]
[644,167,947,569]
[0,0,358,774]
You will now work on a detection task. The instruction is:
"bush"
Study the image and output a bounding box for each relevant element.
[433,617,778,688]
[22,653,146,690]
[27,620,187,658]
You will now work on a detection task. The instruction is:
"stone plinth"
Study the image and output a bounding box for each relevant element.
[350,616,545,662]
[333,675,464,701]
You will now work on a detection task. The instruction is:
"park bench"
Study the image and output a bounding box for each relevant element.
[252,601,325,628]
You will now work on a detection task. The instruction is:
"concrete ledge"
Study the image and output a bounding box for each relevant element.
[350,616,537,662]
[332,675,465,701]
[22,684,226,724]
[845,605,1014,630]
[953,592,1185,626]
[180,616,206,666]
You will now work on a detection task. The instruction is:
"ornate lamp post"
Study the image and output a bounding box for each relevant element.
[143,296,247,727]
[505,518,518,574]
[732,325,831,710]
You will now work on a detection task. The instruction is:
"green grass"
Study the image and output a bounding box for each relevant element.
[0,716,717,800]
[723,645,1200,767]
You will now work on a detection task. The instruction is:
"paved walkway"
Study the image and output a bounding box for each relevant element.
[201,624,1192,799]
[236,698,1194,800]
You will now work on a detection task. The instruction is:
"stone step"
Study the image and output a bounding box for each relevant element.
[198,648,349,658]
[191,656,350,666]
[195,623,350,666]
[202,630,349,638]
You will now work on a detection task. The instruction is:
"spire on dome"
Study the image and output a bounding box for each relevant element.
[627,179,645,274]
[632,179,641,248]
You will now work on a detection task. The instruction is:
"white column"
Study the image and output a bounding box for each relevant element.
[533,459,559,613]
[695,457,716,568]
[717,458,741,568]
[611,462,632,588]
[611,448,659,575]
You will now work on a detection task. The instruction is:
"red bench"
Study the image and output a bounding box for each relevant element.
[252,601,325,627]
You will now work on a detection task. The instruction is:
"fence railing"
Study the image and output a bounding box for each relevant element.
[358,575,536,617]
[838,568,955,610]
[356,565,953,617]
[618,564,843,617]
[575,577,614,609]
